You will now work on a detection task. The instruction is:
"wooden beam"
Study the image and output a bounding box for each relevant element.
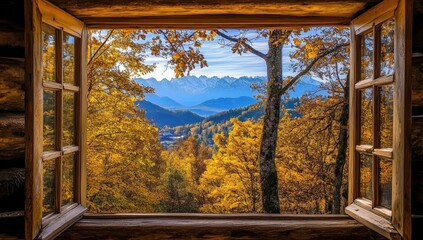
[24,0,43,239]
[48,0,375,19]
[392,0,413,239]
[37,0,84,38]
[352,0,398,35]
[85,15,352,29]
[57,215,385,240]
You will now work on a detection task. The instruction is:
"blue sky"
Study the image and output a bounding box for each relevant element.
[139,30,296,80]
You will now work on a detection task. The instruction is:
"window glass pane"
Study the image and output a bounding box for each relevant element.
[64,91,76,146]
[379,157,392,209]
[43,159,56,216]
[63,33,76,85]
[62,153,75,206]
[361,31,374,80]
[42,25,56,82]
[43,90,56,151]
[380,85,393,148]
[380,20,395,77]
[359,154,372,200]
[360,88,373,145]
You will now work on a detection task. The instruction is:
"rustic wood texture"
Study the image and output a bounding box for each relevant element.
[24,0,43,238]
[0,59,25,112]
[348,21,360,205]
[76,26,88,206]
[58,215,385,240]
[85,15,352,29]
[346,204,400,239]
[0,114,25,161]
[48,0,379,19]
[37,0,84,38]
[392,0,413,239]
[0,168,25,217]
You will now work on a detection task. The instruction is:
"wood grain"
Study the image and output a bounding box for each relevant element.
[391,0,413,239]
[24,0,43,238]
[85,15,351,29]
[0,113,25,161]
[37,0,84,37]
[58,215,385,240]
[47,0,374,19]
[348,24,360,205]
[76,26,88,207]
[0,59,25,112]
[346,203,400,239]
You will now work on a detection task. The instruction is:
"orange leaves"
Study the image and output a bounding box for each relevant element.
[293,38,301,47]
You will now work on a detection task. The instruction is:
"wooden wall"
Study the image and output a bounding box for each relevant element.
[0,0,26,238]
[412,0,423,239]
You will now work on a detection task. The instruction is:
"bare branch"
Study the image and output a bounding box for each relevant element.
[281,43,348,94]
[215,30,266,60]
[88,30,115,66]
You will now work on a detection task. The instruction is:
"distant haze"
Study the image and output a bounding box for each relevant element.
[135,75,325,106]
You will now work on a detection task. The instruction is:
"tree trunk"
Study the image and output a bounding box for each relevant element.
[332,75,349,214]
[259,30,283,214]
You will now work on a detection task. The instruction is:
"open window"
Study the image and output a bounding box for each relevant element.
[346,0,412,239]
[25,0,87,239]
[23,0,412,239]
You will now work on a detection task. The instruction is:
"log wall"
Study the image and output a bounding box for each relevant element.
[0,0,25,238]
[412,0,423,239]
[0,0,25,167]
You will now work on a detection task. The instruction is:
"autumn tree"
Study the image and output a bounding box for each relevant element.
[87,30,165,212]
[200,119,262,213]
[158,137,212,212]
[290,27,350,213]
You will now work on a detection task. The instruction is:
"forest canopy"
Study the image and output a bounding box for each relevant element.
[84,27,361,214]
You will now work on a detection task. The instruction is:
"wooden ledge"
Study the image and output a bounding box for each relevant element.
[346,203,400,240]
[58,214,385,240]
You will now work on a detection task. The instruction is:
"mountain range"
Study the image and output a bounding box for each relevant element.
[135,75,325,107]
[135,75,324,127]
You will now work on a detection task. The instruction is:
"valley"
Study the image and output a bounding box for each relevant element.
[136,75,323,147]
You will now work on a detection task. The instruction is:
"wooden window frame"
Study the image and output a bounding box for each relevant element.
[24,0,412,240]
[346,0,412,239]
[25,0,88,239]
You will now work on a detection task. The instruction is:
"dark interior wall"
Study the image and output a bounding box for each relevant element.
[0,0,26,238]
[412,0,423,239]
[0,1,25,165]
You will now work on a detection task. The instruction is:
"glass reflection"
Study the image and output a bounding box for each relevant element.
[42,25,56,82]
[43,90,56,151]
[63,91,75,146]
[62,154,75,206]
[380,20,395,77]
[361,32,374,80]
[63,34,76,85]
[379,157,392,209]
[380,86,393,148]
[360,89,373,145]
[360,154,372,200]
[43,159,55,216]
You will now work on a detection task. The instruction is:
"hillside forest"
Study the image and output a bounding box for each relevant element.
[80,27,394,214]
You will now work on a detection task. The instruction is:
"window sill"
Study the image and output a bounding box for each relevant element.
[38,205,86,240]
[57,214,386,240]
[345,203,400,240]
